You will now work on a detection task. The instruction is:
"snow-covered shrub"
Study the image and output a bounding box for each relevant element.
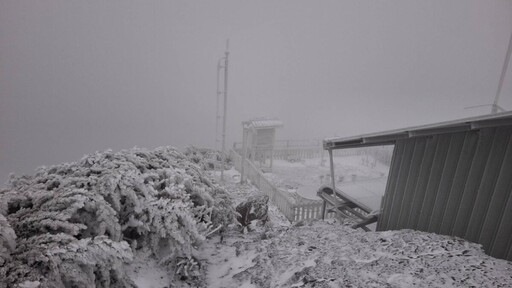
[5,234,134,288]
[0,147,237,287]
[0,213,16,282]
[184,146,232,171]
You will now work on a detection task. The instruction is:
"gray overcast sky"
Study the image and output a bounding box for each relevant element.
[1,0,512,184]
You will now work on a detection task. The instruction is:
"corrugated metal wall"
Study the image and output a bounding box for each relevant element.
[377,126,512,261]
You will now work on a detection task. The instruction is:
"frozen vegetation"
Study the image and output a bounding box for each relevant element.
[1,147,511,287]
[0,147,236,287]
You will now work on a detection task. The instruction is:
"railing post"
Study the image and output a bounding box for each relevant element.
[329,148,336,192]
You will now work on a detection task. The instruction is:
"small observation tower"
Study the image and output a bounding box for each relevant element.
[241,118,283,172]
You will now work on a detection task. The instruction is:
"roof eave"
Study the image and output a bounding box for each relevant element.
[323,112,512,150]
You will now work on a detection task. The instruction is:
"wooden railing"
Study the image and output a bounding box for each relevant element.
[230,149,335,222]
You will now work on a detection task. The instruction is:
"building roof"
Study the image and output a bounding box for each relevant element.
[324,111,512,150]
[244,118,283,130]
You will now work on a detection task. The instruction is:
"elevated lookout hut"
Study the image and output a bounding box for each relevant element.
[241,118,283,171]
[322,111,512,261]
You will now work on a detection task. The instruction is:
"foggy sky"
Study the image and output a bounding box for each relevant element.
[1,0,512,184]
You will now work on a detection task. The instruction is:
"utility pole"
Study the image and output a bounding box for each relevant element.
[220,39,229,181]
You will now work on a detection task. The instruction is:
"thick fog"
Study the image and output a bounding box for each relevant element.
[1,0,512,184]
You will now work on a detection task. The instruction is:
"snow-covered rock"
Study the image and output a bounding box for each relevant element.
[236,195,269,228]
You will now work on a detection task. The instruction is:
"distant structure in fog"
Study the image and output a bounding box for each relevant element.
[241,118,283,172]
[322,111,512,261]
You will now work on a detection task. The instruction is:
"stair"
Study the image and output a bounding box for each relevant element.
[317,185,379,231]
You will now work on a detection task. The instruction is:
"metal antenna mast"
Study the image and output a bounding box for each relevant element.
[215,59,222,150]
[466,29,511,114]
[220,39,229,181]
[493,29,512,114]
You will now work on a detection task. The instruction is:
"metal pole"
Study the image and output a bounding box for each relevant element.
[321,199,327,220]
[493,29,512,114]
[329,148,336,192]
[322,148,336,220]
[215,59,222,150]
[220,39,229,181]
[323,148,336,219]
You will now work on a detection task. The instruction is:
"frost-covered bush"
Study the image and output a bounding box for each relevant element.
[0,147,237,287]
[184,146,232,171]
[0,214,16,274]
[4,234,134,288]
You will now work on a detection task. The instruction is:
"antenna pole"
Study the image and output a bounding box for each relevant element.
[494,29,512,114]
[220,39,229,181]
[216,59,222,150]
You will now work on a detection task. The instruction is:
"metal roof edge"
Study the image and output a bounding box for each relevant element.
[324,111,512,149]
[243,118,283,129]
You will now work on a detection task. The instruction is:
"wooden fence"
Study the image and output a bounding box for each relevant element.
[230,149,335,222]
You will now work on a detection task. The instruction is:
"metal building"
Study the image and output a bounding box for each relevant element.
[323,112,512,261]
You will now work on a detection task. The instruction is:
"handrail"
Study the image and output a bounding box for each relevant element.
[317,185,379,231]
[230,149,333,222]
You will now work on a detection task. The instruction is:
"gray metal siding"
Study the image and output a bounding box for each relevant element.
[417,134,451,232]
[438,132,478,235]
[377,140,405,230]
[406,136,437,229]
[378,126,512,261]
[397,138,426,229]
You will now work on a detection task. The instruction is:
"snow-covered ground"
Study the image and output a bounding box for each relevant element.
[209,219,512,287]
[201,168,512,288]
